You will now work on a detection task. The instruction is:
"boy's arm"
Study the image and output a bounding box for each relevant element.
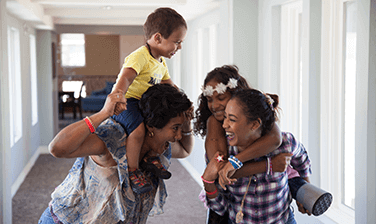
[205,116,228,161]
[218,123,282,185]
[112,67,137,93]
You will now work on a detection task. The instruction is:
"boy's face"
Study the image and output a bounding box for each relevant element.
[158,26,187,59]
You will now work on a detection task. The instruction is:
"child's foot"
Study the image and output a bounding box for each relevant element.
[129,169,152,194]
[141,156,172,179]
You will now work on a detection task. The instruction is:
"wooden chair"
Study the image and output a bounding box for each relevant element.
[59,81,85,119]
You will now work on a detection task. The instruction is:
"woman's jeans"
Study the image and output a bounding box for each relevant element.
[286,208,297,224]
[38,207,55,224]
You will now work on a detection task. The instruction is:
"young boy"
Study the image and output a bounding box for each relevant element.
[111,7,187,194]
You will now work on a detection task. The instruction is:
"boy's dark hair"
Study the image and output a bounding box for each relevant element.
[194,65,251,137]
[232,89,279,136]
[143,7,187,40]
[139,84,192,129]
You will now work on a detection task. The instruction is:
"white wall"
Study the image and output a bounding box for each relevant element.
[0,0,12,222]
[354,0,376,223]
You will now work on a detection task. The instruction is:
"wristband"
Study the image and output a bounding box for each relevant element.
[266,157,271,175]
[201,175,215,184]
[228,155,243,170]
[84,116,95,134]
[205,187,218,195]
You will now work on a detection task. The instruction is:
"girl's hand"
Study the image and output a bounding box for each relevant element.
[271,153,292,172]
[100,90,127,117]
[202,152,226,183]
[218,162,237,190]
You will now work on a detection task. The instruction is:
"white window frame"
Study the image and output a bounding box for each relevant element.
[29,34,38,126]
[279,1,303,140]
[320,0,356,223]
[7,26,22,146]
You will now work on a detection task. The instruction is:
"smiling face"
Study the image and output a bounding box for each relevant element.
[222,98,261,151]
[158,26,187,59]
[149,114,185,155]
[205,79,232,121]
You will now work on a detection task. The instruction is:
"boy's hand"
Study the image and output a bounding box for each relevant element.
[114,101,127,116]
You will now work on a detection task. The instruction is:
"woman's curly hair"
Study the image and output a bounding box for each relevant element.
[139,84,193,129]
[193,65,250,138]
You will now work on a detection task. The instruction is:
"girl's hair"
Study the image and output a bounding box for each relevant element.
[139,84,193,129]
[194,65,250,137]
[143,7,187,40]
[232,89,280,136]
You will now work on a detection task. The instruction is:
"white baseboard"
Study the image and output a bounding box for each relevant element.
[178,158,202,187]
[11,145,49,198]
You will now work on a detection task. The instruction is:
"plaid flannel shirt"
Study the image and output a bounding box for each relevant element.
[207,132,312,224]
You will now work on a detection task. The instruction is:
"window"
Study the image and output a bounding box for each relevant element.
[279,1,303,140]
[321,0,357,222]
[342,0,356,210]
[30,34,38,126]
[7,26,22,146]
[60,33,86,67]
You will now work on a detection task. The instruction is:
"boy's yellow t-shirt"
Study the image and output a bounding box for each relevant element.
[121,45,170,99]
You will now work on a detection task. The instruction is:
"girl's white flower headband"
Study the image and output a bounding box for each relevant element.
[202,78,238,97]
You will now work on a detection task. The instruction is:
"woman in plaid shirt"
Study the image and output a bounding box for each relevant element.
[201,89,312,224]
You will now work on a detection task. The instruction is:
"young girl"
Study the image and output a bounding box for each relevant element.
[194,65,283,176]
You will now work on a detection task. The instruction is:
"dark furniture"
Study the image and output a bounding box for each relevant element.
[81,81,115,112]
[59,82,85,119]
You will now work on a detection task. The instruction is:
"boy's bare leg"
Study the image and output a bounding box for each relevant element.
[126,122,145,170]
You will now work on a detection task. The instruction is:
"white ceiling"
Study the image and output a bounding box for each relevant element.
[7,0,220,30]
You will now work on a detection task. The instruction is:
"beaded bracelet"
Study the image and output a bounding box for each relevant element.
[228,155,243,170]
[84,116,96,134]
[205,187,218,195]
[201,175,215,184]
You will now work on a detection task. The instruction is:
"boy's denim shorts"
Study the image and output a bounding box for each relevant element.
[111,98,144,136]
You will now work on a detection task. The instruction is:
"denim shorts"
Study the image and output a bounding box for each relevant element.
[38,207,56,224]
[111,98,144,136]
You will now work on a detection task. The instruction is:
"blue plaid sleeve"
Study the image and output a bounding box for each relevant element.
[206,193,228,216]
[285,132,312,178]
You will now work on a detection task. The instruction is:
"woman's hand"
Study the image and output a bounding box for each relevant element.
[218,162,237,189]
[271,153,292,172]
[100,90,127,117]
[296,201,311,216]
[202,152,226,183]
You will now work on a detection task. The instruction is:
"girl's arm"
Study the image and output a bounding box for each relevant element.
[218,152,292,189]
[218,123,282,184]
[49,90,127,158]
[171,118,194,158]
[205,116,228,161]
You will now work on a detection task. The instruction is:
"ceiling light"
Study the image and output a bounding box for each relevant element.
[103,6,112,10]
